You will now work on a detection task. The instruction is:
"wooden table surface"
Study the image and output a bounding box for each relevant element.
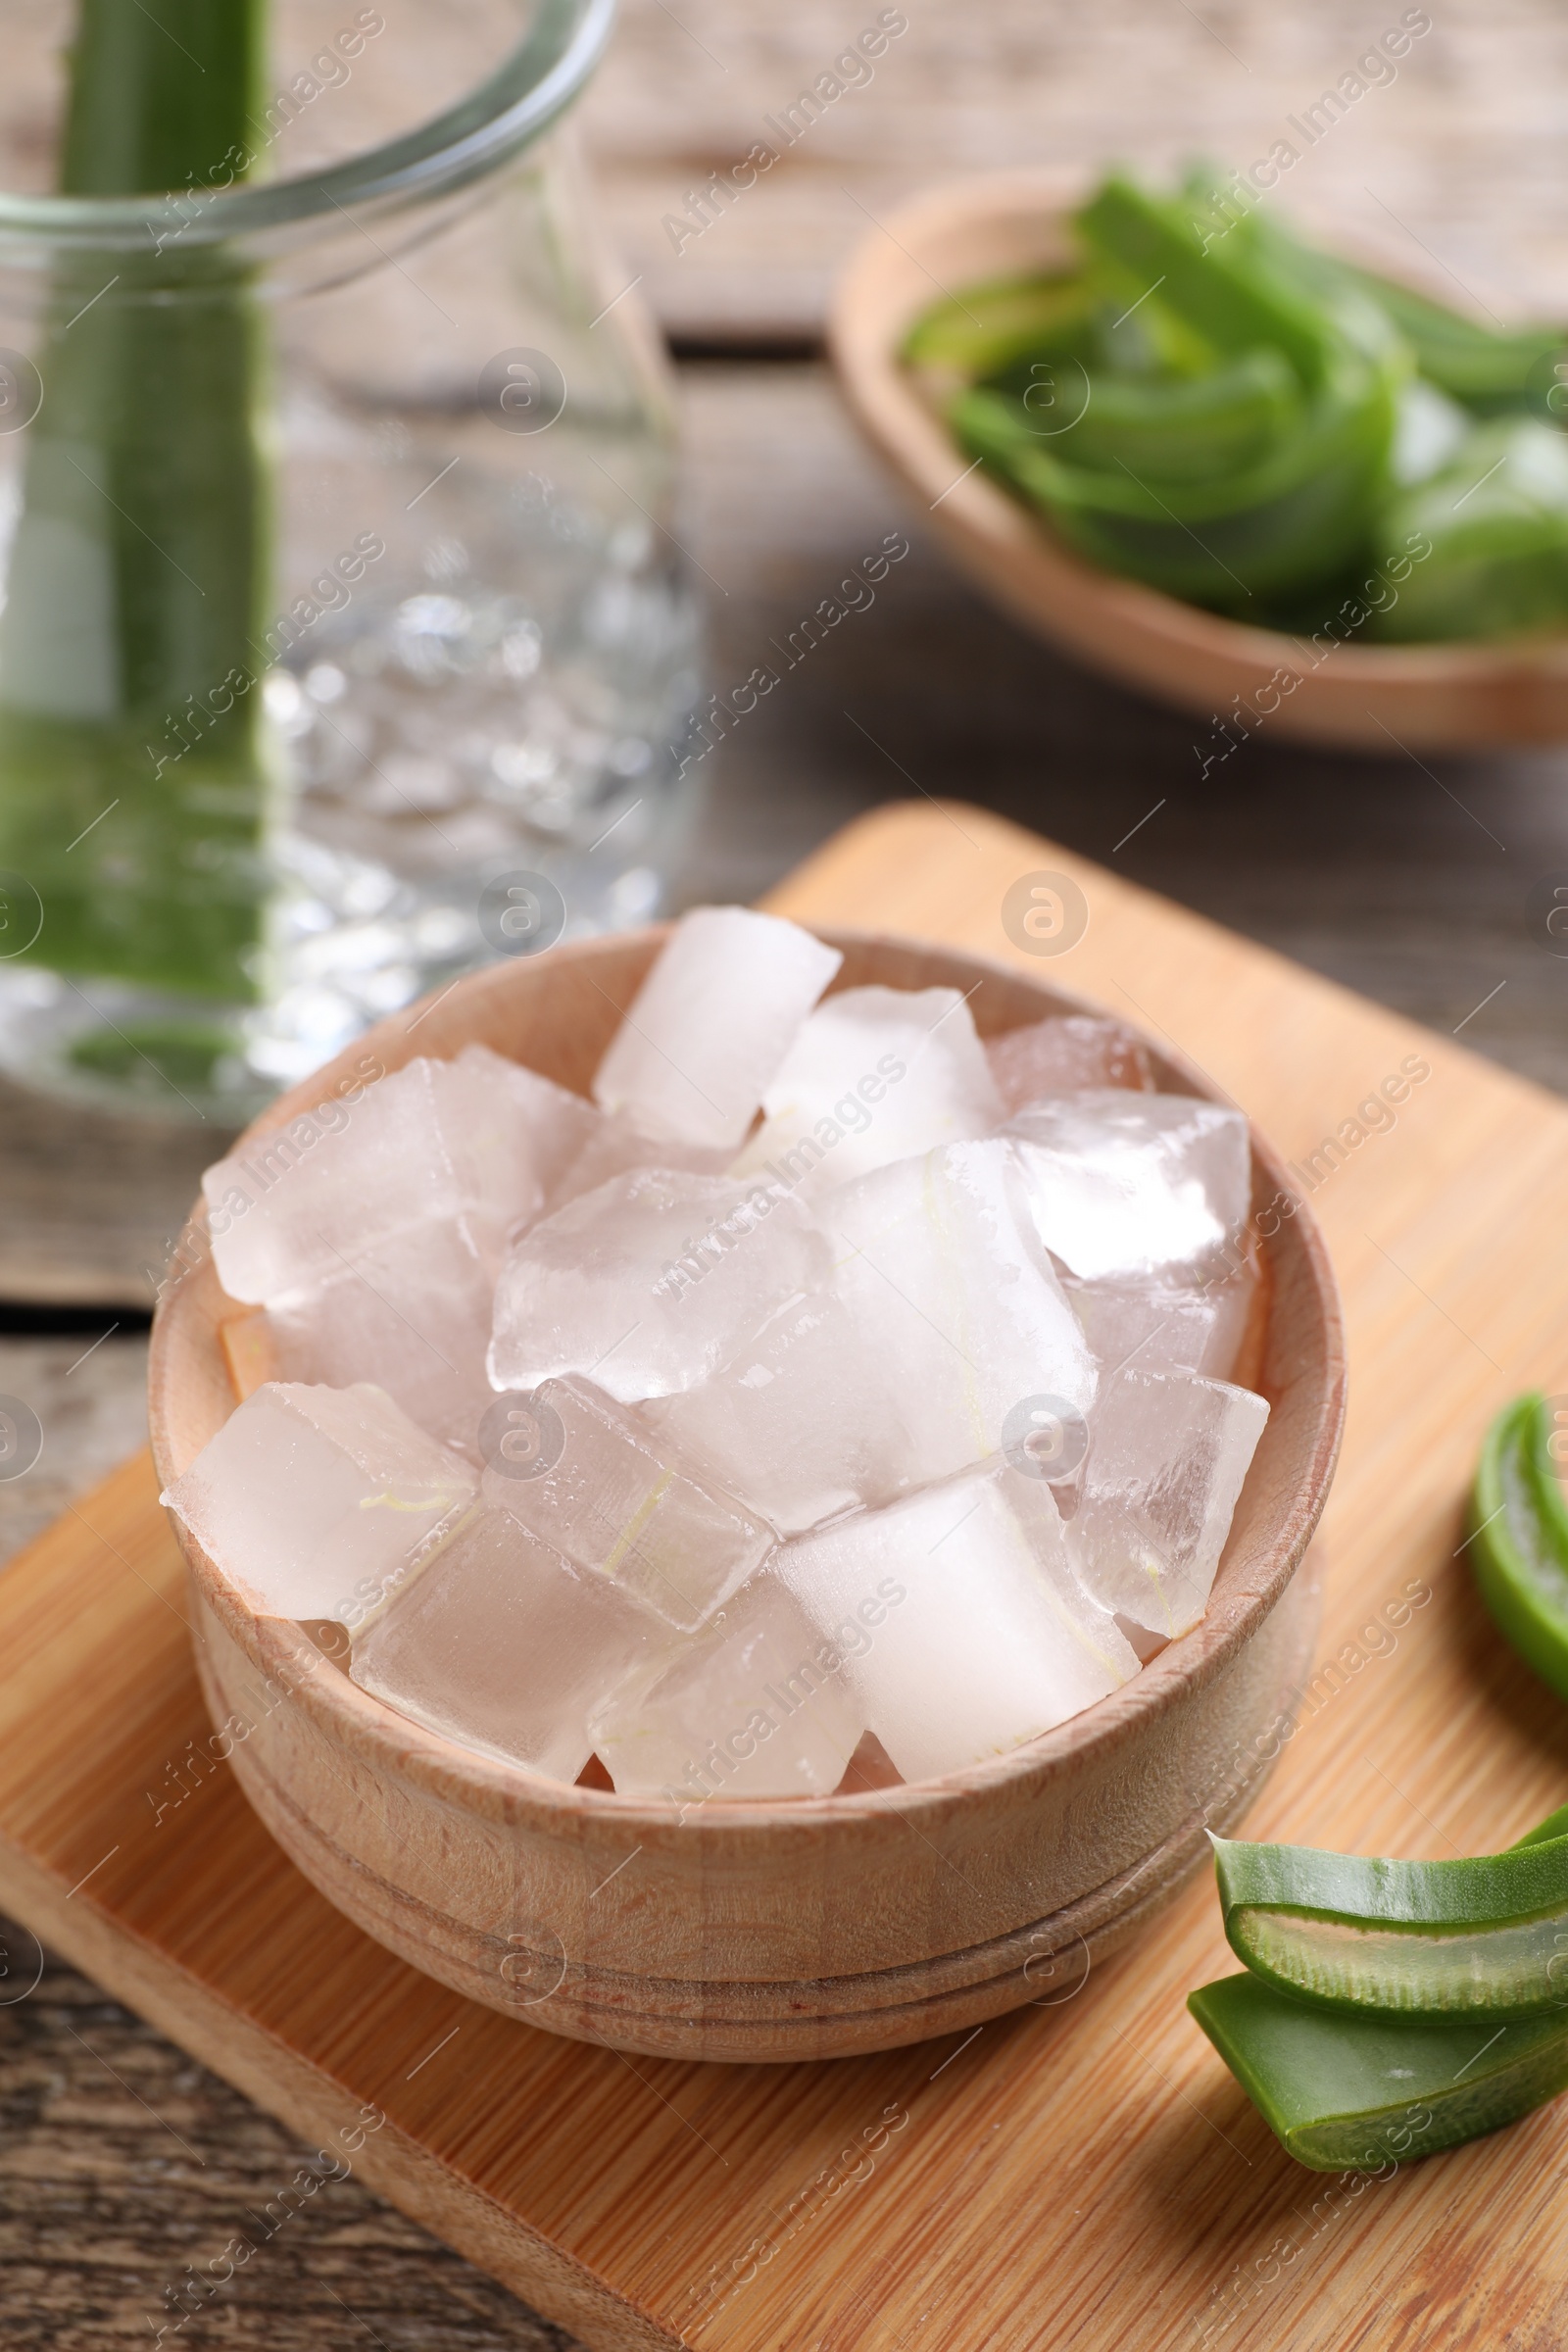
[5,1,1568,2342]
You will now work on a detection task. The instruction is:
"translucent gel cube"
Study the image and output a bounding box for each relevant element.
[987,1014,1154,1114]
[205,1045,596,1303]
[546,1107,731,1216]
[1069,1366,1271,1642]
[488,1167,831,1402]
[731,984,1004,1200]
[483,1376,772,1632]
[824,1139,1096,1485]
[777,1464,1140,1782]
[588,1570,865,1803]
[448,1046,603,1254]
[161,1383,476,1629]
[261,1216,497,1455]
[591,906,843,1152]
[351,1500,672,1783]
[646,1287,919,1534]
[1007,1091,1251,1284]
[1063,1270,1253,1384]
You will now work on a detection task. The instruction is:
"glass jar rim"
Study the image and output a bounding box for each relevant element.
[0,0,614,254]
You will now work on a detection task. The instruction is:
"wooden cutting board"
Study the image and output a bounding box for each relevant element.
[5,799,1568,2352]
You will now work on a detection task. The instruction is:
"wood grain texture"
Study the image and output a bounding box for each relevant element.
[5,802,1568,2346]
[0,1075,230,1309]
[144,928,1341,2061]
[0,1337,583,2352]
[0,1929,585,2352]
[579,0,1568,343]
[0,1329,149,1559]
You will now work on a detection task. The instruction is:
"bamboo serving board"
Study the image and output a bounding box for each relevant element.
[5,801,1568,2351]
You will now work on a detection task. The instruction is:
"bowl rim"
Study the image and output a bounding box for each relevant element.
[148,921,1348,1839]
[826,164,1568,688]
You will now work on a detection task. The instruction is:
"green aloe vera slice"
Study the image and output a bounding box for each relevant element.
[1188,1971,1568,2171]
[0,0,275,1002]
[1074,174,1324,383]
[953,339,1396,607]
[1194,1812,1568,2169]
[1213,1791,1568,2019]
[1369,421,1568,644]
[902,273,1098,378]
[1467,1392,1568,1704]
[1233,207,1568,416]
[1037,347,1300,487]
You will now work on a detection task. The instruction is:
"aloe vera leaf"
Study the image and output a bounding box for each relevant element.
[991,346,1300,488]
[1188,1971,1568,2172]
[1368,421,1568,645]
[1511,1801,1568,1848]
[1212,1801,1568,2020]
[1193,1804,1568,2169]
[1463,1393,1568,1708]
[1235,210,1568,416]
[902,272,1098,379]
[1362,281,1566,413]
[0,0,275,1002]
[61,0,265,194]
[951,176,1400,606]
[1074,173,1331,387]
[952,338,1395,605]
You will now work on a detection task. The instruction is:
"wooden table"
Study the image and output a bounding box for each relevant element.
[5,1,1568,2341]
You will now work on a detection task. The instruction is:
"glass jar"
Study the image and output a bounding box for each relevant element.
[0,0,703,1120]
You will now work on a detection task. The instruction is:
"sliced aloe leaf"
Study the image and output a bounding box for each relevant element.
[1034,348,1300,487]
[1188,1971,1568,2171]
[1467,1393,1568,1703]
[1369,420,1568,644]
[1232,211,1568,415]
[1074,172,1331,387]
[953,335,1396,607]
[1213,1801,1568,2019]
[902,272,1097,378]
[1512,1801,1568,1847]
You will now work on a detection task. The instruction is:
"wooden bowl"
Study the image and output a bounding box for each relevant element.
[147,929,1346,2063]
[829,169,1568,751]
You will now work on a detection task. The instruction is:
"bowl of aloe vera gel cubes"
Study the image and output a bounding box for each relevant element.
[151,910,1344,2059]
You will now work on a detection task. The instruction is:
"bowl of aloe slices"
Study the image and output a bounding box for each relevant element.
[831,166,1568,749]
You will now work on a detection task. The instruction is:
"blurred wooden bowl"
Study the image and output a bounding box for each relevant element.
[147,928,1345,2062]
[829,169,1568,750]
